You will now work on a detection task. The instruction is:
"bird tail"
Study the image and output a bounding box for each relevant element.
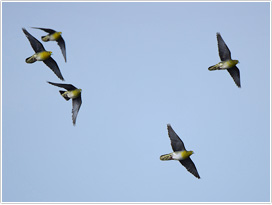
[41,35,50,42]
[160,153,173,161]
[59,91,70,101]
[208,64,218,71]
[25,56,37,63]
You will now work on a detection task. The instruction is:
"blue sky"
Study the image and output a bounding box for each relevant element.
[2,1,270,202]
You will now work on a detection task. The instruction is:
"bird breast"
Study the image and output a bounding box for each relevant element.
[172,151,192,160]
[51,32,62,41]
[221,60,238,69]
[36,51,51,61]
[67,89,81,99]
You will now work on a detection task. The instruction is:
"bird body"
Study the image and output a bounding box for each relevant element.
[22,28,64,81]
[208,32,241,87]
[208,59,239,71]
[160,150,194,161]
[25,51,52,63]
[42,32,62,42]
[60,89,82,101]
[160,124,200,179]
[32,27,67,62]
[48,81,82,125]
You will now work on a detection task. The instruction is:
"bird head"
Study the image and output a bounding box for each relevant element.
[77,89,82,94]
[48,51,53,55]
[234,60,239,64]
[188,151,194,156]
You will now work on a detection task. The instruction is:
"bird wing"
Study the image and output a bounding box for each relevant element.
[57,36,67,62]
[179,157,200,179]
[72,96,82,125]
[43,57,64,81]
[167,124,186,152]
[227,66,241,88]
[22,28,45,53]
[47,81,77,91]
[32,27,56,34]
[217,32,231,61]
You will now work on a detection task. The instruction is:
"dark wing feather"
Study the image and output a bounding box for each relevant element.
[72,96,82,125]
[47,81,77,91]
[167,124,185,152]
[22,28,45,53]
[57,37,67,62]
[227,66,241,88]
[32,27,56,34]
[43,57,64,81]
[179,157,200,179]
[217,32,231,61]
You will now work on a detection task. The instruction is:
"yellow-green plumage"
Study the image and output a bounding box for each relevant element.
[181,150,194,159]
[25,56,36,63]
[41,36,50,42]
[42,32,62,42]
[25,51,52,63]
[37,51,52,60]
[160,150,193,161]
[160,153,173,161]
[52,32,62,40]
[208,59,239,71]
[61,89,82,100]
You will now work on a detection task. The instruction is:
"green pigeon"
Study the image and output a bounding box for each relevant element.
[22,28,64,81]
[48,81,82,125]
[32,27,67,62]
[160,124,200,179]
[208,32,241,88]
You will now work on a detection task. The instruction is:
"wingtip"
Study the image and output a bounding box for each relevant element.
[72,118,77,126]
[22,27,27,33]
[58,75,65,81]
[47,81,56,85]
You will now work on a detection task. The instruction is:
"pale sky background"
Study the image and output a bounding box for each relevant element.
[2,1,270,202]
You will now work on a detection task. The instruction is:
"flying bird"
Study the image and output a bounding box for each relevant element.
[32,27,67,62]
[22,28,64,81]
[208,32,241,88]
[48,81,82,125]
[160,124,200,179]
